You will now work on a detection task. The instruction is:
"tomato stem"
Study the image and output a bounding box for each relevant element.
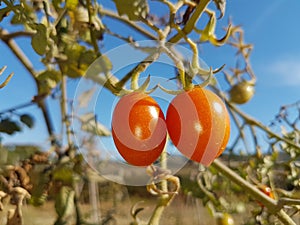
[147,141,173,225]
[160,144,168,192]
[161,44,188,90]
[168,0,211,43]
[129,50,161,91]
[99,8,157,40]
[60,72,73,149]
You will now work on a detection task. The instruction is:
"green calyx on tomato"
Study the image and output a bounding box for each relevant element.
[229,81,255,104]
[166,87,230,166]
[216,213,235,225]
[111,91,167,167]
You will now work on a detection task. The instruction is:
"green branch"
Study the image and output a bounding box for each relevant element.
[99,8,157,40]
[0,29,36,78]
[0,31,34,40]
[60,73,73,148]
[168,0,211,43]
[86,0,100,55]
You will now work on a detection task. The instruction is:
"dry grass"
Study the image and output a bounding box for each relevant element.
[0,193,299,225]
[0,196,216,225]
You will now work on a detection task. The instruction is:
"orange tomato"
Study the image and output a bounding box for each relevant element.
[112,92,167,166]
[166,87,230,166]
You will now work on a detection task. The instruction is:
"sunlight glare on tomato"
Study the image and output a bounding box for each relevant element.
[166,87,230,166]
[111,92,167,167]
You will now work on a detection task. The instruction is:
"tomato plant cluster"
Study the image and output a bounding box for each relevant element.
[111,87,230,167]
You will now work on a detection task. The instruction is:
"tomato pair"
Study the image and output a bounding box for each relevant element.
[111,87,230,166]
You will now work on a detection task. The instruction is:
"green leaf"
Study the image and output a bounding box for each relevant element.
[96,55,113,74]
[199,11,216,43]
[78,50,98,71]
[55,186,75,218]
[53,0,64,11]
[61,44,86,78]
[29,167,50,206]
[199,10,231,47]
[66,0,79,11]
[78,86,96,108]
[81,121,111,136]
[20,114,35,128]
[53,167,74,184]
[213,0,226,19]
[73,5,89,23]
[84,55,113,81]
[2,4,24,24]
[36,69,61,95]
[62,64,85,78]
[0,119,22,135]
[65,43,85,62]
[63,49,109,78]
[80,113,111,136]
[31,24,48,55]
[112,0,149,21]
[11,13,23,24]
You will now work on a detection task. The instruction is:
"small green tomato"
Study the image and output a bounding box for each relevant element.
[216,213,235,225]
[229,81,255,104]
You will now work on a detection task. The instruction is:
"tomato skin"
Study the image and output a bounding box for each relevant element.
[166,87,230,166]
[111,92,167,166]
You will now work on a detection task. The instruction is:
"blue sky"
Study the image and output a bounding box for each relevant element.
[0,0,300,156]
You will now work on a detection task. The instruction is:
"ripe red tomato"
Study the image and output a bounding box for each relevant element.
[111,92,167,166]
[166,87,230,166]
[257,184,275,207]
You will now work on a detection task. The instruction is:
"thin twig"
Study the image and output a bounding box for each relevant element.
[99,8,157,40]
[0,67,14,89]
[228,102,300,153]
[86,0,100,54]
[168,0,210,43]
[0,31,34,40]
[60,73,73,148]
[1,29,36,78]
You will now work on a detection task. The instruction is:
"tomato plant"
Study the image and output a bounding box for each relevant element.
[166,87,230,166]
[111,92,167,166]
[2,0,300,224]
